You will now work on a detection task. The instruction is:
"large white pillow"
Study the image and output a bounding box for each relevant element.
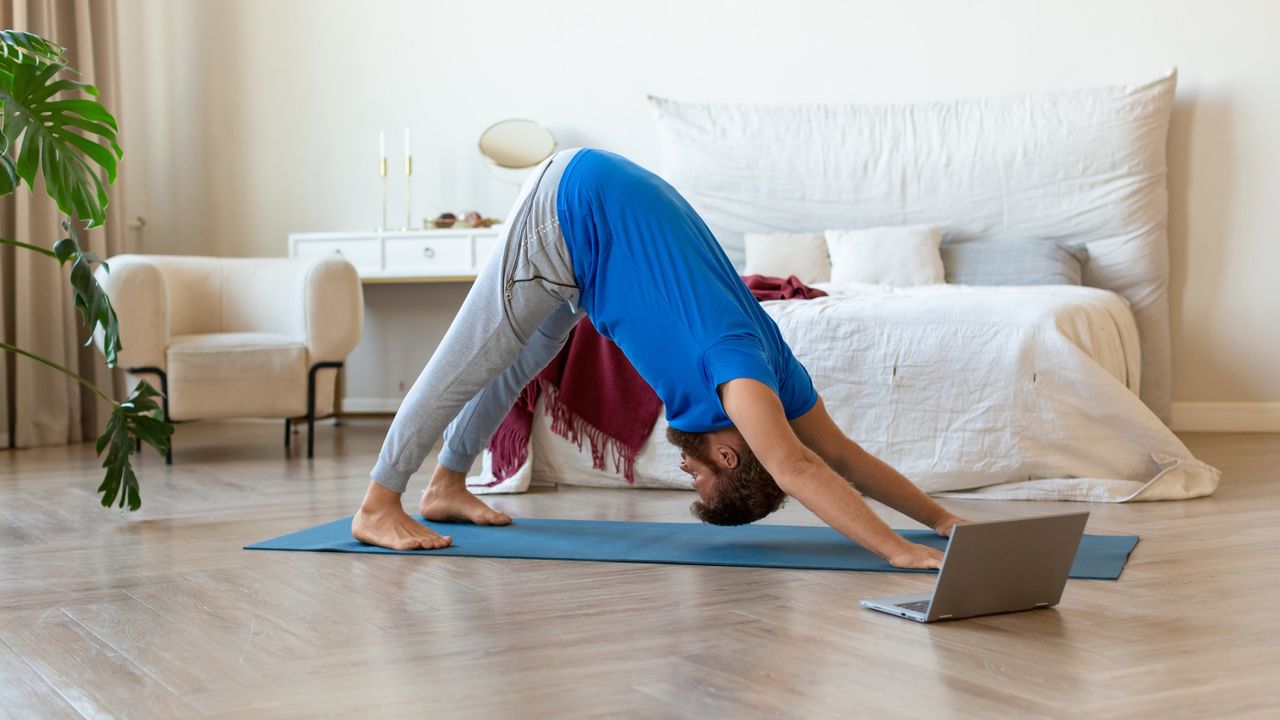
[649,70,1177,422]
[743,232,830,284]
[826,225,944,286]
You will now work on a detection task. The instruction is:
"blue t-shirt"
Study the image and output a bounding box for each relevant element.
[555,149,818,432]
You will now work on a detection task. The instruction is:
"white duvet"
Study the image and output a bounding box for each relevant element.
[469,284,1220,503]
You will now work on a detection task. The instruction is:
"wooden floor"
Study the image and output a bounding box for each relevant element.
[2,420,1278,719]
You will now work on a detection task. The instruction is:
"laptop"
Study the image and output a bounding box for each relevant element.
[860,511,1089,623]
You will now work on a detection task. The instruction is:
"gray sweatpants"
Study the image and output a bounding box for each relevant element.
[371,148,586,493]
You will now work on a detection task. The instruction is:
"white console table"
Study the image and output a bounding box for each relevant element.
[288,227,504,414]
[288,227,503,283]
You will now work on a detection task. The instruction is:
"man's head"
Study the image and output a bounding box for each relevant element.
[666,426,786,525]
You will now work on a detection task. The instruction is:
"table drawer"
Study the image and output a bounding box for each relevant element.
[293,237,380,273]
[384,236,471,273]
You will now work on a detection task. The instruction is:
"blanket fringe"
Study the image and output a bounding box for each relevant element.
[485,383,538,483]
[541,382,639,484]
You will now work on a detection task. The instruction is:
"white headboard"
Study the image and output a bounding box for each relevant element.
[649,70,1177,423]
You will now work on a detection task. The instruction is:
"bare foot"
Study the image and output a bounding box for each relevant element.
[420,465,512,525]
[352,481,453,550]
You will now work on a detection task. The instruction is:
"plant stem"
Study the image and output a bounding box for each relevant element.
[0,236,58,259]
[0,341,114,402]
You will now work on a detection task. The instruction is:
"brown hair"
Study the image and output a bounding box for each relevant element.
[666,427,787,526]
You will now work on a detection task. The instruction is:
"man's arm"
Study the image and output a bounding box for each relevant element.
[719,379,943,569]
[789,396,965,537]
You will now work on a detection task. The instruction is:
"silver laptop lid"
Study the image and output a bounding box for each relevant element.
[925,511,1089,621]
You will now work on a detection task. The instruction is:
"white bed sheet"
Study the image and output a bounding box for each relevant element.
[470,284,1219,503]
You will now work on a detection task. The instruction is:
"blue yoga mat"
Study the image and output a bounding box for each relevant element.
[246,516,1138,580]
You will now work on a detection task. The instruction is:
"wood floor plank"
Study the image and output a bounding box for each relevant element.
[0,608,199,718]
[1079,677,1280,720]
[61,594,262,696]
[0,638,81,720]
[122,568,388,673]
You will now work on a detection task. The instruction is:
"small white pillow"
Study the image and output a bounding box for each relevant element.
[742,232,830,284]
[825,225,945,286]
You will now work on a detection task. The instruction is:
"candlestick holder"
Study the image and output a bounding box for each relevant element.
[403,155,413,231]
[379,156,388,231]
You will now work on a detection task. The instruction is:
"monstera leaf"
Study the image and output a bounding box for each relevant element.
[97,381,172,511]
[0,29,66,66]
[0,34,121,226]
[54,222,121,366]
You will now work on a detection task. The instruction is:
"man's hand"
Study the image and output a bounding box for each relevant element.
[932,513,969,538]
[887,541,944,570]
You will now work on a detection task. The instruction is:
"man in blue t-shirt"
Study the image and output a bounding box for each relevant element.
[353,149,964,568]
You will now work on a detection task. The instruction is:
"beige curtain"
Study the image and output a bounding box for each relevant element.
[0,0,128,448]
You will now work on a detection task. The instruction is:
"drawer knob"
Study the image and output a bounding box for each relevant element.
[422,246,435,258]
[334,249,343,256]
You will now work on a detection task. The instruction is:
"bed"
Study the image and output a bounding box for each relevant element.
[466,69,1221,502]
[473,282,1217,502]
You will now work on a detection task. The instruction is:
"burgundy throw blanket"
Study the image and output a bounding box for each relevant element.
[740,273,830,301]
[482,275,827,485]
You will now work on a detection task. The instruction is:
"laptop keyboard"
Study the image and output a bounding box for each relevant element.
[896,600,931,613]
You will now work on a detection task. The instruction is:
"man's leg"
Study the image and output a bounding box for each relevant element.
[420,302,585,523]
[353,265,572,549]
[352,149,579,550]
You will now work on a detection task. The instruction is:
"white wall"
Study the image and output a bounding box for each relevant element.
[115,0,1280,423]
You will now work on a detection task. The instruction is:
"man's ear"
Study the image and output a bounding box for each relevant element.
[712,443,740,470]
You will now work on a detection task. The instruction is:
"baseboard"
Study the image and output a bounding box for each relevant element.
[341,397,402,414]
[1171,402,1280,433]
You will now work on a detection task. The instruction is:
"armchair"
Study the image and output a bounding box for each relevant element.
[95,255,363,460]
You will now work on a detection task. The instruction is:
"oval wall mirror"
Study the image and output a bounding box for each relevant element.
[478,118,557,169]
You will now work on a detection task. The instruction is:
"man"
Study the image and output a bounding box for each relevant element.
[353,148,965,568]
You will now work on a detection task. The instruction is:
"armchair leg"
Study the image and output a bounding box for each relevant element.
[129,366,173,465]
[307,361,345,459]
[284,418,291,449]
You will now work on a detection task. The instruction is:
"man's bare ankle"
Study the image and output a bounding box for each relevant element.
[427,465,468,492]
[360,480,407,513]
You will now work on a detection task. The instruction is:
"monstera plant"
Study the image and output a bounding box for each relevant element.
[0,29,171,510]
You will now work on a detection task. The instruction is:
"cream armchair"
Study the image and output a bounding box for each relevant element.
[96,255,363,460]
